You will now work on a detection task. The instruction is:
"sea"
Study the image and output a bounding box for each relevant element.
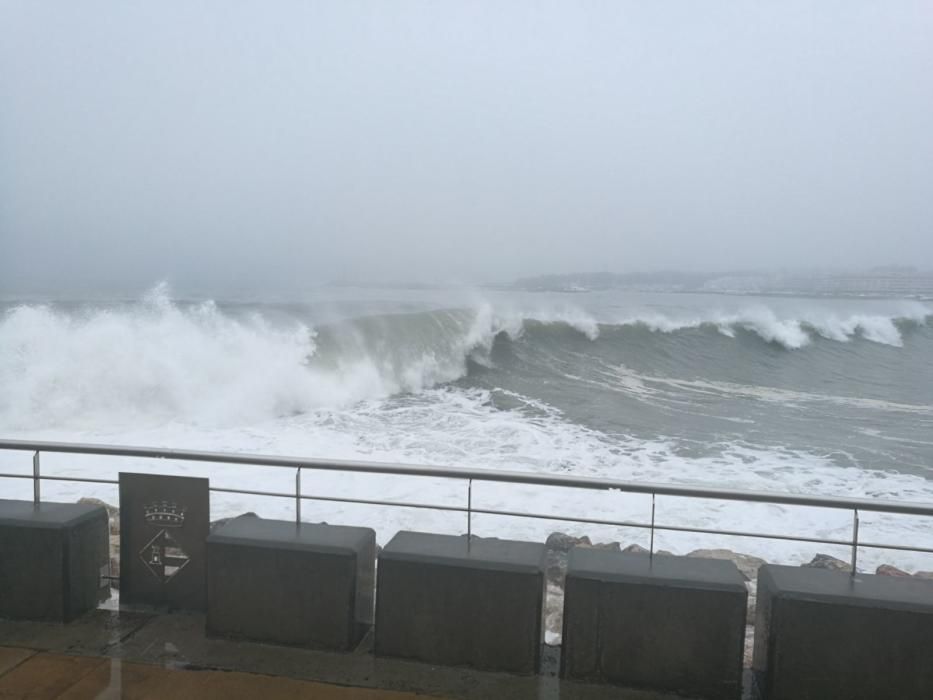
[1,283,932,572]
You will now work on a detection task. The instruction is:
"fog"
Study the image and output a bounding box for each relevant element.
[1,1,931,295]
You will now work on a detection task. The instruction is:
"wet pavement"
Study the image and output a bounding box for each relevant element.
[0,601,745,699]
[0,647,432,699]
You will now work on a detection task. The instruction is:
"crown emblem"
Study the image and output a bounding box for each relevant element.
[143,501,186,527]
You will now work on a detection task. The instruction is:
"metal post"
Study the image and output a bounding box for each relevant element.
[850,508,859,576]
[467,478,473,552]
[295,467,302,527]
[32,451,40,507]
[649,493,656,561]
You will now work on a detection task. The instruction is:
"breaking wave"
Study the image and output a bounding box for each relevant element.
[0,285,929,429]
[607,305,930,349]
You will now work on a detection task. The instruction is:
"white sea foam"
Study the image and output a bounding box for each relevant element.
[597,362,933,415]
[6,386,932,574]
[0,290,326,428]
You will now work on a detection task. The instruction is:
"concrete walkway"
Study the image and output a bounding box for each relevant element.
[0,647,433,699]
[0,605,717,699]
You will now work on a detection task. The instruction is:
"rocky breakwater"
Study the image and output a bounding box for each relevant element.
[541,531,933,657]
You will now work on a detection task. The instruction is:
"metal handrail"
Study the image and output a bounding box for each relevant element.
[2,438,933,573]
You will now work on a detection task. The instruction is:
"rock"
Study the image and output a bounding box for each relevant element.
[544,532,590,589]
[578,540,621,552]
[876,564,910,577]
[543,532,594,644]
[210,512,259,532]
[545,532,591,552]
[688,549,766,581]
[802,553,852,573]
[617,543,674,556]
[78,498,119,534]
[913,571,933,580]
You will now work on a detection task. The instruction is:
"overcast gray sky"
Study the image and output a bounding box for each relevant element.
[1,1,931,294]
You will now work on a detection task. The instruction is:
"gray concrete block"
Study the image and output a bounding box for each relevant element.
[375,531,545,674]
[753,564,933,700]
[561,549,747,700]
[0,499,109,622]
[206,516,375,650]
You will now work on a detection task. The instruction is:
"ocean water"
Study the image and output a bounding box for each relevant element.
[1,283,932,571]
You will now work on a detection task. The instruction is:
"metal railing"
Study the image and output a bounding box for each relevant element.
[2,438,933,574]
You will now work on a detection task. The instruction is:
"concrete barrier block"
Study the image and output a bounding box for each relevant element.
[562,549,747,700]
[753,564,933,700]
[0,499,109,622]
[375,531,545,674]
[206,516,375,650]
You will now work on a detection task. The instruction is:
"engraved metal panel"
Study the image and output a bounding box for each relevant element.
[119,473,209,609]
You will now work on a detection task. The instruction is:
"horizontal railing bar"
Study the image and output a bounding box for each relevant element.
[206,487,933,557]
[210,486,295,500]
[0,472,118,485]
[210,486,469,514]
[37,475,118,485]
[469,507,648,530]
[858,540,933,555]
[2,438,932,517]
[5,464,930,558]
[471,506,854,547]
[651,521,855,546]
[302,493,470,513]
[471,506,933,555]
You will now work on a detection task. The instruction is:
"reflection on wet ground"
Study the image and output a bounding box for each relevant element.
[0,648,431,699]
[0,607,732,699]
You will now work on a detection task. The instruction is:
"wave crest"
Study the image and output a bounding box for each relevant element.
[0,286,928,429]
[609,304,930,349]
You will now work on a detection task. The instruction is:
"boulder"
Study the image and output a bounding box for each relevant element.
[78,498,119,534]
[876,564,910,577]
[546,532,592,552]
[578,540,621,552]
[210,512,259,532]
[801,553,852,573]
[622,543,649,554]
[544,532,591,588]
[914,571,933,580]
[688,548,766,581]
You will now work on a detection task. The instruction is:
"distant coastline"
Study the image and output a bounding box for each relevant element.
[511,267,933,299]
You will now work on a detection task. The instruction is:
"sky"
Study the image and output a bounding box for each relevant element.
[1,1,932,294]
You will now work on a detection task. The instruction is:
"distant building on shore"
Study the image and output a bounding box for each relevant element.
[515,267,933,298]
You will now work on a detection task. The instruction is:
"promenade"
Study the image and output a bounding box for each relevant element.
[0,608,691,700]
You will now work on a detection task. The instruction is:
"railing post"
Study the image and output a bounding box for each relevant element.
[467,478,473,552]
[649,493,656,561]
[851,508,859,576]
[32,451,40,508]
[295,466,302,528]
